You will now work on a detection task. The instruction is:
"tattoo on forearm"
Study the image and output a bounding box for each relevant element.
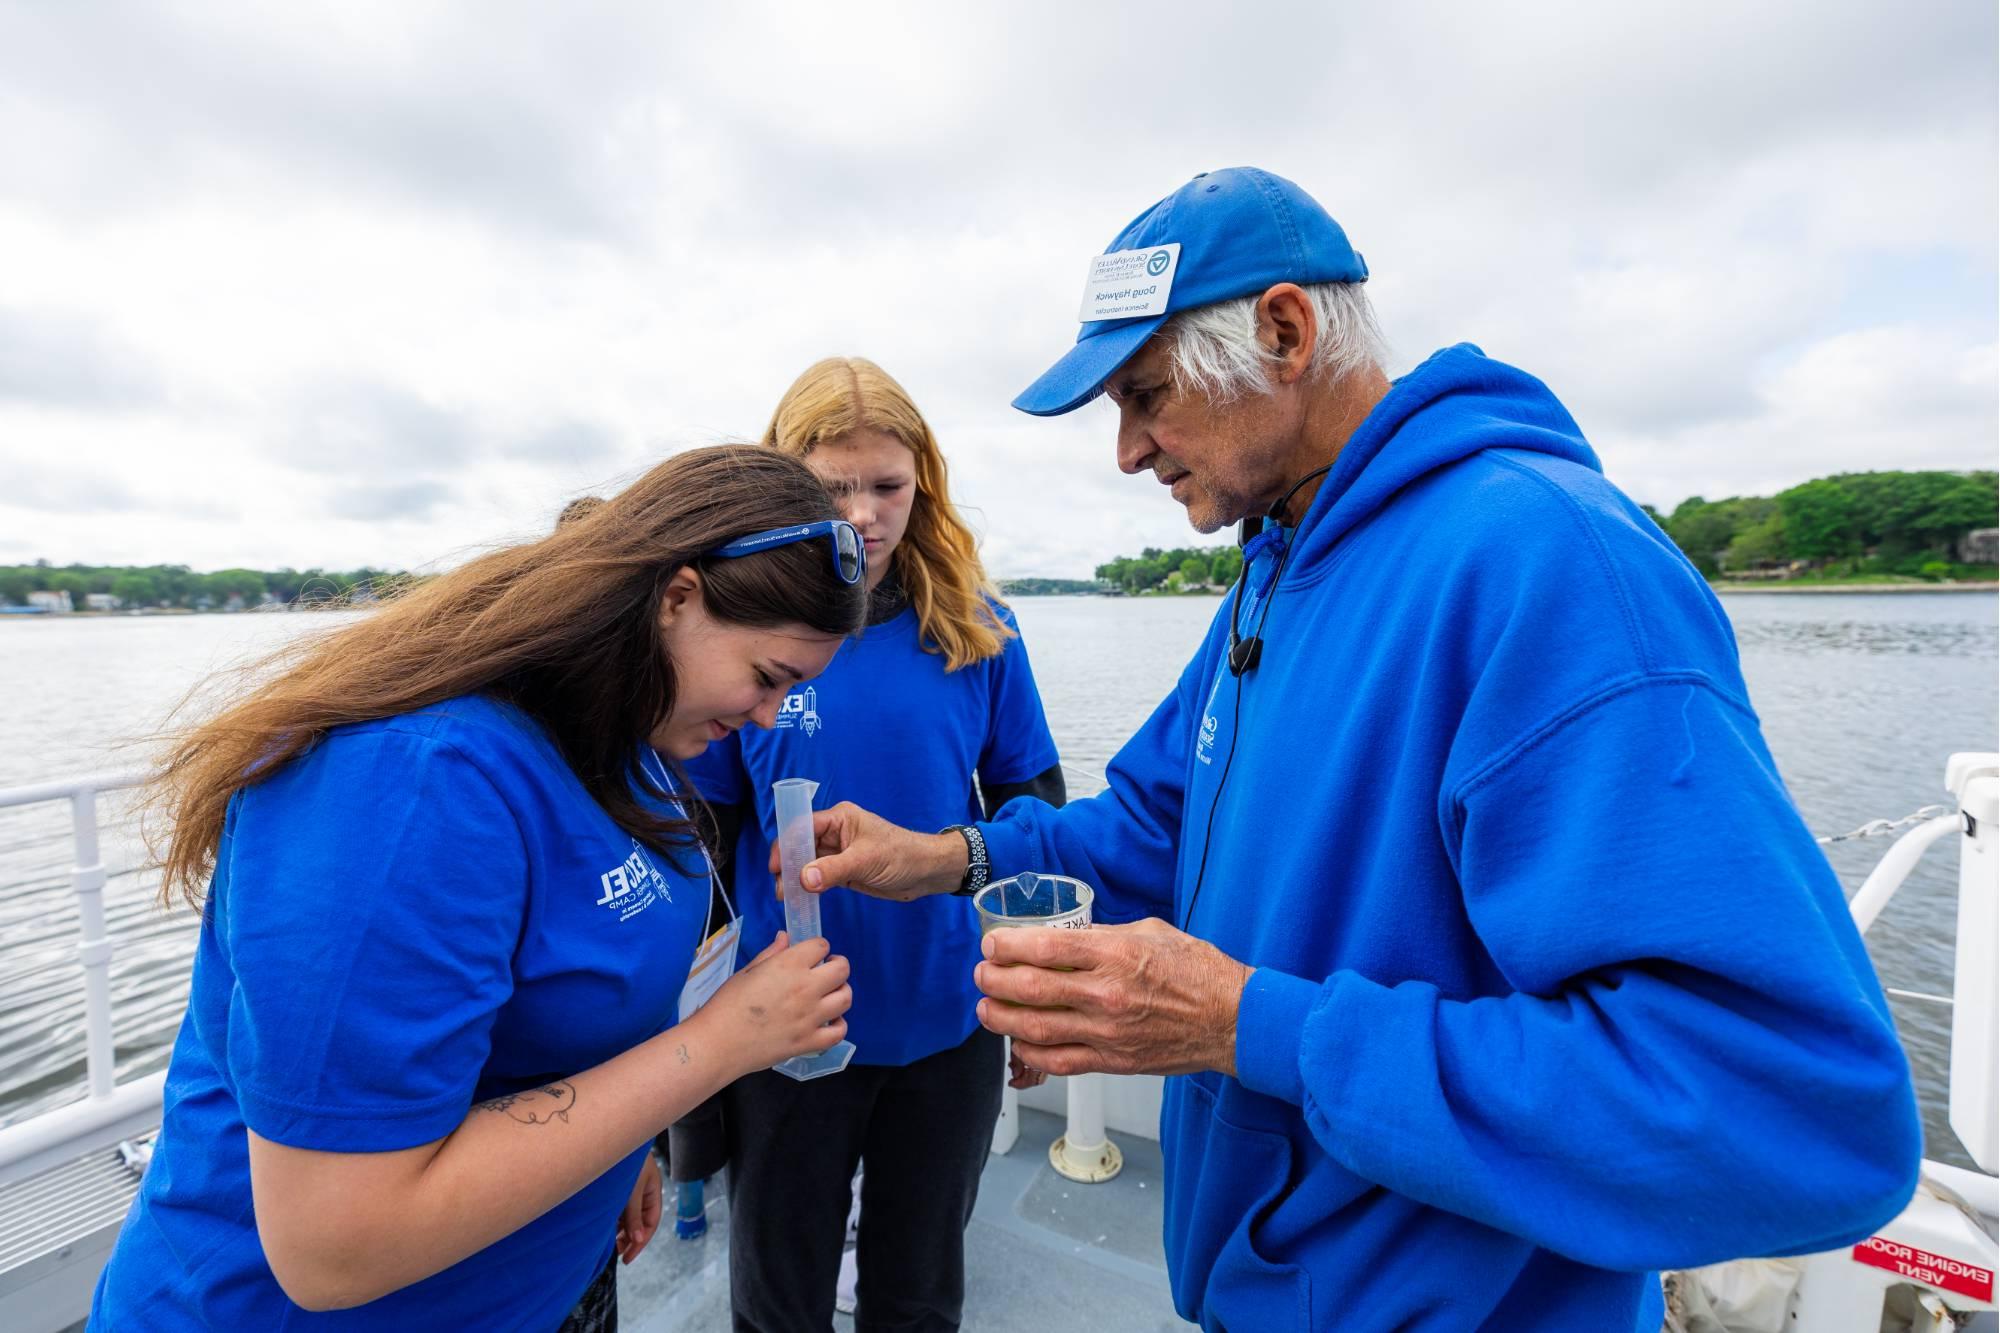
[476,1080,576,1125]
[676,1044,690,1065]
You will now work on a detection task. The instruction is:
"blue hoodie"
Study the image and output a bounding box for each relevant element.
[977,345,1921,1332]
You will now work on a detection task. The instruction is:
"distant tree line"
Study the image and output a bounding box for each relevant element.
[16,469,1992,612]
[0,562,408,610]
[1094,543,1245,595]
[997,577,1110,597]
[1645,470,1997,579]
[1088,471,1996,592]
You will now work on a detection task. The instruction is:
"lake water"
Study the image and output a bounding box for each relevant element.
[0,593,1994,1169]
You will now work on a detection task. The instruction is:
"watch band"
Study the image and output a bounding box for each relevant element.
[947,824,989,897]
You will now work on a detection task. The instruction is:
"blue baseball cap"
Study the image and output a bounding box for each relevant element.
[1012,168,1368,417]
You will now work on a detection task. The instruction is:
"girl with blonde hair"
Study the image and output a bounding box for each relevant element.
[91,446,867,1332]
[683,358,1065,1332]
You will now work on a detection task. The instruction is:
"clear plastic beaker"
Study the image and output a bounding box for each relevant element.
[770,776,855,1081]
[973,872,1094,937]
[973,873,1094,1009]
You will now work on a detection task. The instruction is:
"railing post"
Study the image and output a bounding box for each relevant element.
[1947,754,1999,1175]
[1049,1073,1123,1183]
[70,784,117,1101]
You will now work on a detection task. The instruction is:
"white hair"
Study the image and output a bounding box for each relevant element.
[1163,280,1387,405]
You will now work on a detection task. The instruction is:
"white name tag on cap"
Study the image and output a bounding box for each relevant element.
[1078,242,1181,322]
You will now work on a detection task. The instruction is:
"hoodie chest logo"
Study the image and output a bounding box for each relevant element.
[1195,668,1227,766]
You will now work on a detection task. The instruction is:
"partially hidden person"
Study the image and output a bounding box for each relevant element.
[681,357,1066,1333]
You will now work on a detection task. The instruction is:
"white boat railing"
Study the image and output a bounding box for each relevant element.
[1779,752,1999,1328]
[2,757,1995,1323]
[0,769,165,1190]
[1848,756,1998,1183]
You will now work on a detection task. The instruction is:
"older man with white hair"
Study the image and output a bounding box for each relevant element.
[792,168,1920,1331]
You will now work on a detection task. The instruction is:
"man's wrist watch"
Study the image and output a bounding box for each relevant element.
[945,824,989,897]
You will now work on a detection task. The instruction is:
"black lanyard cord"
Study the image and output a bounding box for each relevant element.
[1179,464,1330,932]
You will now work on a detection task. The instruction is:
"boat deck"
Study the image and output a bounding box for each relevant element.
[6,1147,134,1333]
[620,1107,1192,1332]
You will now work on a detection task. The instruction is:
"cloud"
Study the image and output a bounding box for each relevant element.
[280,377,472,473]
[0,460,147,514]
[323,479,454,521]
[0,4,675,240]
[0,1,1989,577]
[1603,325,2000,508]
[505,418,622,466]
[0,307,161,409]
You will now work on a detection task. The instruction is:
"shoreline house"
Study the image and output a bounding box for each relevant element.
[25,590,73,614]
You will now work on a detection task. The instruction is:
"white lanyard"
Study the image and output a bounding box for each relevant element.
[642,750,741,1020]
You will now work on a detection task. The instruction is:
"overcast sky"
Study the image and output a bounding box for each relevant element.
[1,1,1993,579]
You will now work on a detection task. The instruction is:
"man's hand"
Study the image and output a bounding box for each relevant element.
[974,919,1253,1078]
[766,801,965,903]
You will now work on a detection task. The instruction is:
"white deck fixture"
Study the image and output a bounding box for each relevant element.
[1049,1073,1124,1183]
[1779,753,1999,1329]
[1945,753,1998,1178]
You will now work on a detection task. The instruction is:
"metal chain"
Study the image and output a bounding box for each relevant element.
[1815,804,1955,845]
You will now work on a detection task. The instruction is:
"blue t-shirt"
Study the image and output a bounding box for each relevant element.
[91,696,710,1332]
[687,602,1058,1066]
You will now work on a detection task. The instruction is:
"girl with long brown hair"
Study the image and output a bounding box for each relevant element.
[679,359,1066,1331]
[90,445,867,1332]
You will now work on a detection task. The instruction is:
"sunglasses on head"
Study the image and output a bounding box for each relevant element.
[707,519,866,586]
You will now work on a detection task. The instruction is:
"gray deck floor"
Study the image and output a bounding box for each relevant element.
[621,1108,1193,1332]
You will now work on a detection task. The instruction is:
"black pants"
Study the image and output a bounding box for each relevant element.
[724,1026,1004,1333]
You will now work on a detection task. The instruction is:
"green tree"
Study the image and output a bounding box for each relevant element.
[1179,555,1211,586]
[1905,473,1996,548]
[266,568,305,603]
[49,571,90,605]
[1723,513,1789,570]
[1210,545,1244,587]
[206,568,268,607]
[110,572,158,607]
[152,565,199,607]
[1665,498,1736,578]
[1776,479,1859,560]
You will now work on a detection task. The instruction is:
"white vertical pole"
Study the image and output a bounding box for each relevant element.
[70,786,116,1101]
[1950,768,1998,1174]
[1049,1072,1121,1182]
[990,1039,1019,1156]
[1066,1073,1107,1153]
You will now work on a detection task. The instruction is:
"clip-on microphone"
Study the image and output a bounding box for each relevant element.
[1227,617,1262,675]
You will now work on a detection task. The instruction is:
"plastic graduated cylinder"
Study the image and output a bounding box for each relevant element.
[771,777,856,1081]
